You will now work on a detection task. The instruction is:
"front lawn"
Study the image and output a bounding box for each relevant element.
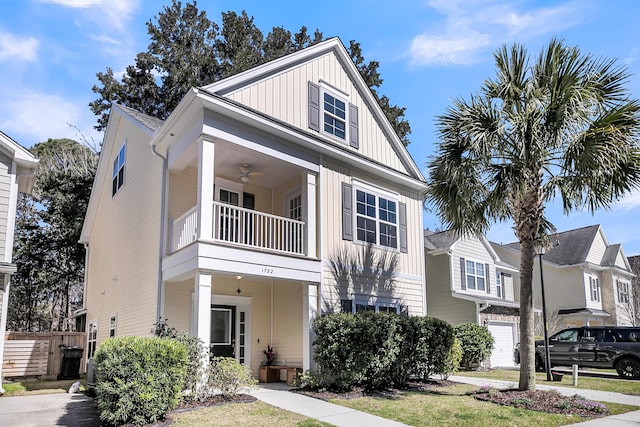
[455,369,640,395]
[170,400,332,427]
[328,383,638,427]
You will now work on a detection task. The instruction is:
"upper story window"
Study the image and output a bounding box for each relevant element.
[617,280,630,303]
[465,260,486,291]
[496,272,503,298]
[308,81,359,149]
[589,276,601,302]
[323,91,346,139]
[355,189,397,249]
[112,143,126,196]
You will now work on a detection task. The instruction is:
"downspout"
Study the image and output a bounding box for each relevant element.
[151,143,168,321]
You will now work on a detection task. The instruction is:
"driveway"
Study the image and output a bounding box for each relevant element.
[0,392,100,426]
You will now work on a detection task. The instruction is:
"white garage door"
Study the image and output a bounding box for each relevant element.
[488,322,516,368]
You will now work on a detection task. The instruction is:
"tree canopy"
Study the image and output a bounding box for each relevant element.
[427,38,640,390]
[90,0,411,145]
[9,138,98,331]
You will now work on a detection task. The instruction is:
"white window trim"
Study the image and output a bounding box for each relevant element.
[617,280,630,304]
[496,272,503,298]
[215,177,244,205]
[351,180,400,250]
[320,83,349,142]
[465,259,486,292]
[589,276,601,302]
[109,314,117,338]
[87,320,98,360]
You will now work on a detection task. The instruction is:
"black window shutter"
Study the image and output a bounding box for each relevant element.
[308,81,320,131]
[485,263,491,294]
[349,103,359,148]
[460,258,466,290]
[341,182,353,241]
[399,202,408,253]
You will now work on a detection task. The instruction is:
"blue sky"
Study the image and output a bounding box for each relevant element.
[1,0,639,255]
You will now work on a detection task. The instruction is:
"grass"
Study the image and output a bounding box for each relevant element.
[454,369,640,395]
[329,384,639,427]
[170,400,332,426]
[1,379,86,396]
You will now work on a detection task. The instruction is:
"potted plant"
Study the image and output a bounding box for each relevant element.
[258,345,280,383]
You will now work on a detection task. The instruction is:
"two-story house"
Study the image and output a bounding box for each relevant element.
[0,131,38,393]
[80,38,428,376]
[493,225,635,330]
[424,230,519,367]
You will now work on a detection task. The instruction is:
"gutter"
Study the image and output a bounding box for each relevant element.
[151,143,168,321]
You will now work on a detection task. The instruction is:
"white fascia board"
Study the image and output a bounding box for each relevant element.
[196,91,426,192]
[451,290,520,308]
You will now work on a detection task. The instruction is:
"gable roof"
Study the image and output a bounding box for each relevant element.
[201,37,425,182]
[116,104,164,132]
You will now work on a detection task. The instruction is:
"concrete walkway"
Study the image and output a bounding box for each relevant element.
[449,375,640,426]
[0,392,100,426]
[251,382,409,426]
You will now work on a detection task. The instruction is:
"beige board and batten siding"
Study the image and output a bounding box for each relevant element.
[319,160,424,315]
[223,51,409,175]
[84,113,163,344]
[0,150,12,261]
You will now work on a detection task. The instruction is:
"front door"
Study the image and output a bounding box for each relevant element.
[210,305,236,358]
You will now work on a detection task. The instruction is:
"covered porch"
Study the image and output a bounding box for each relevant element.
[162,273,320,376]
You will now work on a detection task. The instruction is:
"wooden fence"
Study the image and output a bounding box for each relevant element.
[4,331,86,378]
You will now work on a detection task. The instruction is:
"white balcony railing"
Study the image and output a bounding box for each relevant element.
[169,202,306,256]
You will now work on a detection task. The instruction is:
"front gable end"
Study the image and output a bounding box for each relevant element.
[204,38,419,179]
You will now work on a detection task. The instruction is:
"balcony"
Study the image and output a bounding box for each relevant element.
[170,201,306,256]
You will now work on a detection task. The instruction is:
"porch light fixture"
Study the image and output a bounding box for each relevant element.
[236,275,243,294]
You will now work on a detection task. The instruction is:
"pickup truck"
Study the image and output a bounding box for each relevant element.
[513,326,640,379]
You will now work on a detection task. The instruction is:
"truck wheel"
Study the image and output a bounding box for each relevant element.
[616,357,640,379]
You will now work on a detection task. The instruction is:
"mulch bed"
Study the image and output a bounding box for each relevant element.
[292,378,456,401]
[470,388,609,417]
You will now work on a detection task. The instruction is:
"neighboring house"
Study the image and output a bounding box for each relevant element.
[626,254,640,326]
[493,225,635,330]
[424,230,519,368]
[0,131,39,393]
[80,38,428,376]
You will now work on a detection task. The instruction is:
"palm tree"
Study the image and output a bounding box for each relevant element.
[427,38,640,390]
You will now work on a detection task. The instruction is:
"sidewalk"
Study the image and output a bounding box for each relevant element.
[251,382,409,427]
[449,375,640,426]
[0,392,100,427]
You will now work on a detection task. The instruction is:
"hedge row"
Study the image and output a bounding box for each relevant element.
[311,312,456,391]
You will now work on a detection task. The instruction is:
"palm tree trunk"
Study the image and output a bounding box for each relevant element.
[518,238,536,390]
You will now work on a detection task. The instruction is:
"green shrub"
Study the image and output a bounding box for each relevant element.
[196,357,257,399]
[151,318,206,399]
[312,311,406,390]
[94,336,187,426]
[454,323,494,370]
[311,312,456,390]
[442,337,462,378]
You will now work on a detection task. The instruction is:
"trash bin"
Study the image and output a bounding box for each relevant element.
[58,346,84,380]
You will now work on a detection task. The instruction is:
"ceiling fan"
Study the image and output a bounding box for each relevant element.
[239,164,264,183]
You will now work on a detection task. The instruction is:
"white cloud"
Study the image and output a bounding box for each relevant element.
[410,0,585,66]
[0,31,39,62]
[615,190,640,210]
[38,0,140,31]
[0,90,100,147]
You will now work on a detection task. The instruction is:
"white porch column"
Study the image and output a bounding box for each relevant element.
[302,283,318,372]
[197,138,215,240]
[194,272,212,356]
[302,172,317,258]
